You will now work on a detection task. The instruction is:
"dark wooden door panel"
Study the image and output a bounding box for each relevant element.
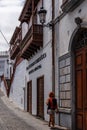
[84,51,87,108]
[27,81,32,114]
[76,115,83,130]
[84,112,87,130]
[76,70,83,109]
[37,76,44,119]
[29,82,32,113]
[75,47,87,130]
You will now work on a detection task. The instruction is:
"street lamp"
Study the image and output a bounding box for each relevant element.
[38,7,47,25]
[38,6,54,28]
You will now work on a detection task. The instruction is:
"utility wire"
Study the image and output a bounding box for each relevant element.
[0,29,10,46]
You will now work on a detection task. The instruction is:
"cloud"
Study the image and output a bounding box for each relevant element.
[0,0,25,51]
[0,43,9,51]
[0,0,25,7]
[0,33,9,51]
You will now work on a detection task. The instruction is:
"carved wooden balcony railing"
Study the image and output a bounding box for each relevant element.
[10,44,20,60]
[20,24,43,59]
[61,0,84,12]
[10,27,21,60]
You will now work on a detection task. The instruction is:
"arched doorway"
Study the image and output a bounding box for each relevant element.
[71,27,87,130]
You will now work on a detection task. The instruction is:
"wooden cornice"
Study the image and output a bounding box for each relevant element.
[19,0,32,22]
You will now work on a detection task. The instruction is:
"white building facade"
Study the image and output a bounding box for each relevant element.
[0,51,10,95]
[20,0,54,121]
[9,0,87,129]
[9,0,56,122]
[57,0,87,130]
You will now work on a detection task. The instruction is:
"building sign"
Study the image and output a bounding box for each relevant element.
[29,65,42,74]
[27,53,46,74]
[26,53,46,70]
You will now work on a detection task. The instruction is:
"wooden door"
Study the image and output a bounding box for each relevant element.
[75,47,87,130]
[27,81,32,114]
[37,76,44,119]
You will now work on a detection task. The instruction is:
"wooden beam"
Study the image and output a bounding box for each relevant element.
[26,48,34,54]
[29,45,37,52]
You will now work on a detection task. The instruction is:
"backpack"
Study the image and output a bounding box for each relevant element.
[48,98,57,110]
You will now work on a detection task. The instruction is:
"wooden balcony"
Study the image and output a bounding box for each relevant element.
[61,0,84,12]
[10,27,21,60]
[10,44,20,60]
[20,24,43,59]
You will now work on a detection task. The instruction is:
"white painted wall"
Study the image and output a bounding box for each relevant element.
[27,41,52,121]
[59,0,87,56]
[9,60,27,110]
[55,0,59,18]
[22,22,28,40]
[0,80,7,96]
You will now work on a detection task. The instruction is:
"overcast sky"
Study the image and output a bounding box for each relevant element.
[0,0,25,51]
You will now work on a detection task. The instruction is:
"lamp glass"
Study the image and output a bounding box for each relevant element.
[38,7,47,25]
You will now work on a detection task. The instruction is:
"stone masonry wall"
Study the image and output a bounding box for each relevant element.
[59,53,71,108]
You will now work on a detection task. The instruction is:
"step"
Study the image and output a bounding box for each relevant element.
[50,125,69,130]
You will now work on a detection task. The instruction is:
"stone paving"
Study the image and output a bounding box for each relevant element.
[0,90,52,130]
[0,91,36,130]
[0,90,69,130]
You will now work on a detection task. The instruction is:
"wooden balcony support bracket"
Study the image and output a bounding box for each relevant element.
[22,52,32,60]
[31,43,41,50]
[29,44,38,52]
[27,48,35,54]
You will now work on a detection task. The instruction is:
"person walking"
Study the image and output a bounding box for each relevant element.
[46,92,58,127]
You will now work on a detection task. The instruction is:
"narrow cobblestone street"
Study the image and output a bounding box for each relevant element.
[0,91,37,130]
[0,90,68,130]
